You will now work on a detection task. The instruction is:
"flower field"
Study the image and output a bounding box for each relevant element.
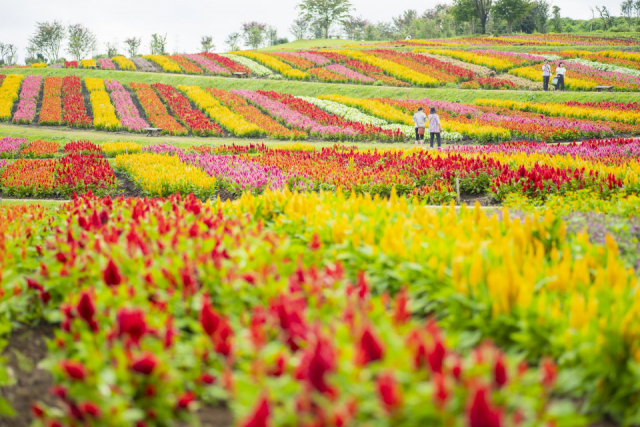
[4,73,640,142]
[1,130,640,426]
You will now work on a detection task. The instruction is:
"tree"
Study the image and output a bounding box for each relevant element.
[531,0,550,33]
[5,44,18,65]
[201,36,215,53]
[622,0,634,25]
[67,24,97,61]
[296,0,353,39]
[470,0,493,34]
[105,41,118,57]
[290,17,310,40]
[150,33,167,55]
[491,0,531,33]
[452,0,479,34]
[225,32,242,51]
[266,26,279,46]
[595,6,614,29]
[342,15,369,40]
[29,20,65,63]
[242,22,266,49]
[635,0,640,23]
[552,5,562,32]
[124,37,141,57]
[393,9,418,33]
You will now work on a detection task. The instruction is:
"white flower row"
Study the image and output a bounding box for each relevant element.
[567,58,640,78]
[220,54,274,77]
[540,54,563,61]
[296,96,389,126]
[380,124,462,141]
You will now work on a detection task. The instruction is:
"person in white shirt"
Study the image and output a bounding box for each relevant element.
[413,106,427,147]
[555,62,566,92]
[542,60,551,91]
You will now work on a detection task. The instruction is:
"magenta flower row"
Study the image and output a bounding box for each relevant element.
[104,79,149,131]
[288,51,331,66]
[471,49,547,62]
[231,90,357,137]
[0,137,28,157]
[181,54,230,75]
[141,144,185,155]
[553,61,640,85]
[12,75,42,124]
[412,98,480,116]
[480,112,612,134]
[97,58,116,70]
[325,64,374,82]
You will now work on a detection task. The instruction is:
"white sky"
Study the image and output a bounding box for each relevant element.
[1,0,627,61]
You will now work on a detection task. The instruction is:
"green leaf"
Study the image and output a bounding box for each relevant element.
[0,396,16,417]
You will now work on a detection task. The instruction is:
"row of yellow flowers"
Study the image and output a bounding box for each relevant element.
[335,49,439,86]
[509,65,598,91]
[111,56,136,71]
[143,55,181,73]
[85,77,120,131]
[0,74,24,121]
[80,59,96,68]
[100,141,142,157]
[30,62,47,68]
[217,188,640,416]
[473,98,640,124]
[177,85,263,137]
[231,51,309,80]
[421,49,514,72]
[598,50,640,63]
[114,152,217,198]
[320,94,511,142]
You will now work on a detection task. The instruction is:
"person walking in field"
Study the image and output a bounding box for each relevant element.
[428,107,443,149]
[555,62,566,92]
[542,60,551,91]
[413,106,427,147]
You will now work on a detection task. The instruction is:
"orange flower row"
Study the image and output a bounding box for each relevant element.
[38,77,62,125]
[20,140,59,158]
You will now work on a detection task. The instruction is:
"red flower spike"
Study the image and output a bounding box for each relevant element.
[200,294,220,336]
[31,403,45,418]
[309,234,321,251]
[517,360,528,376]
[428,338,446,374]
[176,391,196,410]
[376,372,403,413]
[131,352,159,375]
[468,387,502,427]
[295,330,336,397]
[433,373,449,408]
[79,401,101,418]
[76,291,97,330]
[59,360,87,381]
[541,358,558,388]
[241,395,271,427]
[393,288,411,325]
[494,353,508,389]
[355,324,385,366]
[50,385,68,400]
[46,420,64,427]
[103,259,122,287]
[117,307,147,346]
[200,373,216,385]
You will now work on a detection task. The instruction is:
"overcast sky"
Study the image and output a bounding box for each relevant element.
[1,0,627,61]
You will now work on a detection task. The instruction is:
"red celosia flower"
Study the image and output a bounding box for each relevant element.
[60,360,87,381]
[200,373,216,384]
[376,372,402,413]
[241,395,270,427]
[354,271,369,301]
[270,294,307,352]
[176,391,195,410]
[541,358,557,388]
[103,259,122,286]
[200,294,220,336]
[46,420,64,427]
[76,291,98,331]
[452,356,463,381]
[433,373,449,408]
[296,330,336,396]
[468,386,502,427]
[428,338,446,374]
[164,316,177,349]
[309,234,321,251]
[131,352,159,375]
[268,353,287,377]
[117,307,147,346]
[393,288,410,325]
[50,385,68,400]
[79,401,101,418]
[494,353,508,389]
[355,325,385,366]
[31,403,45,418]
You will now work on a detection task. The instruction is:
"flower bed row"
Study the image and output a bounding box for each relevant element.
[85,77,120,130]
[105,79,148,131]
[11,75,42,124]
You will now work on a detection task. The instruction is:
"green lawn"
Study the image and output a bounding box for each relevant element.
[0,198,68,207]
[257,38,378,51]
[4,68,640,104]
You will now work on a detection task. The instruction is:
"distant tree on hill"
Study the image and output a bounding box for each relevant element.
[150,34,168,55]
[452,0,480,34]
[622,0,634,25]
[492,0,531,33]
[29,20,65,63]
[530,0,550,33]
[393,9,418,34]
[296,0,353,39]
[342,15,369,40]
[242,22,267,49]
[124,37,141,57]
[290,17,311,40]
[470,0,493,34]
[105,41,118,57]
[201,36,215,53]
[596,6,614,30]
[552,5,562,32]
[225,32,242,51]
[67,24,97,61]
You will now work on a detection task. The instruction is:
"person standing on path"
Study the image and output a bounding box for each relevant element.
[555,62,566,92]
[542,60,551,91]
[413,106,427,147]
[428,107,443,149]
